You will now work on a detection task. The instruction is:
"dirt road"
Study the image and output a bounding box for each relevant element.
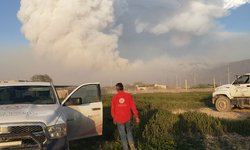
[172,108,250,120]
[199,108,250,120]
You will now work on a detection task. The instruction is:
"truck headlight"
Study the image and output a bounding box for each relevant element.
[47,123,67,139]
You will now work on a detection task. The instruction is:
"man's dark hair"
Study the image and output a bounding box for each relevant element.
[116,83,124,91]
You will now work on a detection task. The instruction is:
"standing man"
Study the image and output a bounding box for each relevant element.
[111,83,139,150]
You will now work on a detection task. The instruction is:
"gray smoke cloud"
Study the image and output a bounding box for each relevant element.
[18,0,128,70]
[15,0,250,85]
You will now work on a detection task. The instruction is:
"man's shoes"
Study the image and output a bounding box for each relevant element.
[129,144,136,150]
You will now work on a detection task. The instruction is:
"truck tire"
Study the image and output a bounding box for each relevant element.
[215,96,231,112]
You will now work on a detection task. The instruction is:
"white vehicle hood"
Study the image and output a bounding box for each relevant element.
[0,104,62,126]
[215,84,231,91]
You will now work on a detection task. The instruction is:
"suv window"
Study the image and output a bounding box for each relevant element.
[233,75,250,84]
[69,84,99,104]
[0,86,56,105]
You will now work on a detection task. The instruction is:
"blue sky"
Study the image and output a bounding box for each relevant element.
[219,3,250,32]
[0,0,27,46]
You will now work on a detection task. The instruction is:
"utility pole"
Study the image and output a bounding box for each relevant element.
[179,77,182,88]
[193,73,196,86]
[175,75,178,88]
[110,78,113,87]
[165,72,168,86]
[213,77,216,89]
[227,64,230,84]
[185,80,188,91]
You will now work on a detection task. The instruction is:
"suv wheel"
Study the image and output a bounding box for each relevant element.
[215,96,231,112]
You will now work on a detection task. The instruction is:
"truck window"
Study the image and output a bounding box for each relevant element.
[0,86,56,105]
[69,84,99,104]
[233,75,250,84]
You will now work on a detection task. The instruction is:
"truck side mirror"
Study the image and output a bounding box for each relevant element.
[64,97,82,106]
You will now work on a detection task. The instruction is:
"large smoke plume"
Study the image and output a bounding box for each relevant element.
[18,0,128,70]
[15,0,250,85]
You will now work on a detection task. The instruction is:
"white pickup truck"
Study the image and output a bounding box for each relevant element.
[0,82,103,150]
[212,73,250,112]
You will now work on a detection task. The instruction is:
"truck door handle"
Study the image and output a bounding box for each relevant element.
[92,108,101,111]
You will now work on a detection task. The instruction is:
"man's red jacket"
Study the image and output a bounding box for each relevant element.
[111,91,139,124]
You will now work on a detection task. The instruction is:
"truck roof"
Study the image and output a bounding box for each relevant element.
[0,82,52,87]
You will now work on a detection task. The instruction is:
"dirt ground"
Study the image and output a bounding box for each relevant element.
[172,107,250,120]
[199,108,250,120]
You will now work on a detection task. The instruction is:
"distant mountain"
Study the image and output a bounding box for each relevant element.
[196,59,250,86]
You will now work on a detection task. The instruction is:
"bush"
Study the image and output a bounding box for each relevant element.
[142,110,178,150]
[140,111,225,150]
[221,118,250,136]
[70,92,250,150]
[176,112,224,136]
[134,92,212,110]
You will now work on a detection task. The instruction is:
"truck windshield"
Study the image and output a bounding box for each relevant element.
[0,86,56,105]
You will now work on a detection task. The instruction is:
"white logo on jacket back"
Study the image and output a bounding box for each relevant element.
[119,98,125,104]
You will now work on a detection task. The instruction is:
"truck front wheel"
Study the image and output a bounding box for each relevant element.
[215,96,231,112]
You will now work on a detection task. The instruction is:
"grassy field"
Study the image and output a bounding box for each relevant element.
[70,92,250,150]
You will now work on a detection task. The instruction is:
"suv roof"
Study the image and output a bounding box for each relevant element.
[0,82,51,87]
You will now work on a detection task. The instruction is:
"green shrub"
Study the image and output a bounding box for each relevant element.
[102,141,122,150]
[176,112,224,136]
[221,118,250,136]
[142,110,178,149]
[140,111,226,150]
[134,92,212,110]
[70,92,250,150]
